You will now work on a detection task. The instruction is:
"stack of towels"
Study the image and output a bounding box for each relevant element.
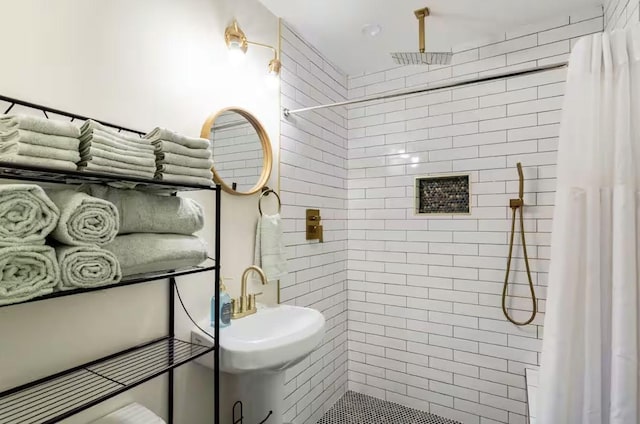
[79,120,156,179]
[0,184,60,304]
[144,127,213,186]
[46,188,122,291]
[0,114,81,170]
[86,185,208,276]
[0,183,209,305]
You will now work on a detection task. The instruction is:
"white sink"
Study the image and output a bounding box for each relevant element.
[221,304,325,373]
[191,304,325,424]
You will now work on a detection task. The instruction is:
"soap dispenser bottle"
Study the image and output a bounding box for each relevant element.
[212,277,232,328]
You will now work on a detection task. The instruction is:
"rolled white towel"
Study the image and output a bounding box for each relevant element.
[79,163,155,179]
[47,189,119,246]
[154,173,213,187]
[0,184,59,246]
[0,142,81,162]
[156,152,212,169]
[56,245,122,291]
[0,128,80,150]
[0,245,59,305]
[156,163,213,179]
[0,114,80,138]
[103,234,208,276]
[145,127,209,149]
[153,139,212,159]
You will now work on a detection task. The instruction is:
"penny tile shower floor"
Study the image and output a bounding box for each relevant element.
[317,391,461,424]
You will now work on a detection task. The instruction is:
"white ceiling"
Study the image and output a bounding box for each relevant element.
[259,0,602,75]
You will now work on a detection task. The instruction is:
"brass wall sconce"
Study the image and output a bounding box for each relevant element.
[224,20,281,79]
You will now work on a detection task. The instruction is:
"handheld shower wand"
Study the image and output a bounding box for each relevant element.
[502,162,537,326]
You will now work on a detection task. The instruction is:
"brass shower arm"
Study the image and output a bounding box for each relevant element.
[414,7,430,54]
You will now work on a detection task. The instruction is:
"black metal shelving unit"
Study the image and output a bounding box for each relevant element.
[0,95,221,424]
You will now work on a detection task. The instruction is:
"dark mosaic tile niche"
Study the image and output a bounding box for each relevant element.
[317,391,461,424]
[415,174,470,215]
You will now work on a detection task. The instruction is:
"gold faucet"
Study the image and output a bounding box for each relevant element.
[231,265,268,319]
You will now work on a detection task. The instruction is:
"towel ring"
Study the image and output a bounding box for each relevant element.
[258,188,281,216]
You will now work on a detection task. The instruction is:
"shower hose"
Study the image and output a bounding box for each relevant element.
[502,162,538,326]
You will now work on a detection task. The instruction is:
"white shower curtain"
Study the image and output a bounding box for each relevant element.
[537,26,640,423]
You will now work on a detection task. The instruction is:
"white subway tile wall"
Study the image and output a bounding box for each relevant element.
[280,24,349,424]
[345,10,602,424]
[604,0,640,29]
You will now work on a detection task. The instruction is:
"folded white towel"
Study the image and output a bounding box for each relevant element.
[56,245,122,291]
[103,234,208,276]
[0,184,59,246]
[0,154,77,170]
[86,185,204,235]
[0,114,80,138]
[81,120,148,146]
[154,173,213,187]
[81,128,153,151]
[145,127,210,149]
[153,139,212,159]
[0,142,81,162]
[80,134,154,158]
[83,145,155,167]
[79,163,155,179]
[0,245,59,305]
[47,189,119,246]
[156,163,213,179]
[0,129,80,150]
[90,403,166,424]
[254,213,287,283]
[156,152,212,169]
[79,156,155,173]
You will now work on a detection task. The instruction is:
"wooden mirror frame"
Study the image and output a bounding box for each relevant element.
[201,107,273,196]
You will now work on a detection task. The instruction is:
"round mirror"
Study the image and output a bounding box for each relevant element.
[201,108,272,195]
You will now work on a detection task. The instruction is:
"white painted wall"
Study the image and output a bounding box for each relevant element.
[0,0,280,422]
[604,0,640,29]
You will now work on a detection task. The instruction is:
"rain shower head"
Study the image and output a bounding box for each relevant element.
[391,7,452,66]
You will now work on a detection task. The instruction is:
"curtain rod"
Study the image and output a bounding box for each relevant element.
[283,62,568,117]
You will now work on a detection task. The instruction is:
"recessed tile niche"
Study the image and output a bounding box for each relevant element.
[415,174,470,215]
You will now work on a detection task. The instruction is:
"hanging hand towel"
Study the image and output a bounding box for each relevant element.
[0,129,80,150]
[103,234,208,276]
[145,128,210,149]
[0,114,80,138]
[254,213,287,283]
[153,173,213,187]
[156,152,213,169]
[153,140,212,159]
[56,245,122,291]
[86,185,204,235]
[47,189,119,246]
[0,184,59,246]
[0,245,59,305]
